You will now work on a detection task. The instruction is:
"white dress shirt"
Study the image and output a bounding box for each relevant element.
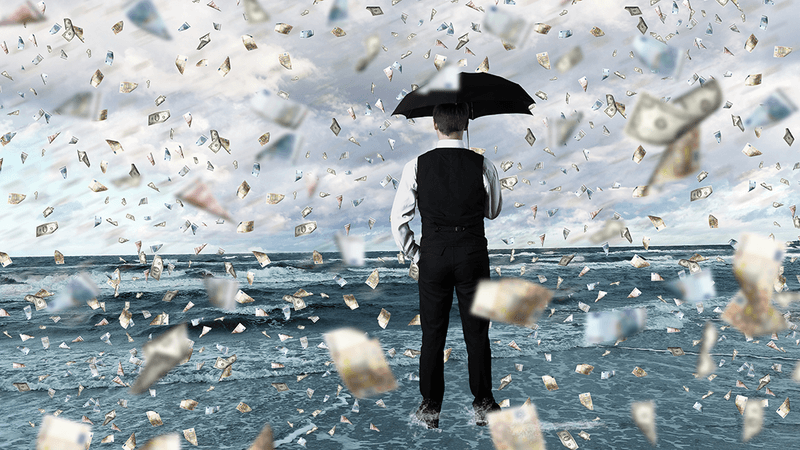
[390,139,503,264]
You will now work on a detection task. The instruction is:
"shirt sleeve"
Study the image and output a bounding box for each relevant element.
[390,158,421,263]
[483,157,503,220]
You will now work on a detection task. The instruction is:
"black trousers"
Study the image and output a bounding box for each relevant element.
[417,245,494,405]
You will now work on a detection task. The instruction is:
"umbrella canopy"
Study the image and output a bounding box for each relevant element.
[391,72,535,120]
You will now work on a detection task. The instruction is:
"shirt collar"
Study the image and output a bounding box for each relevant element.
[436,138,466,149]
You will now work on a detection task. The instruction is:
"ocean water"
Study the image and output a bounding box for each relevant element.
[2,244,800,449]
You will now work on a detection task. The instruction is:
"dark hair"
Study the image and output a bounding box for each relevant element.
[433,102,469,135]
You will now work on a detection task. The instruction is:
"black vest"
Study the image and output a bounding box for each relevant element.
[417,148,487,248]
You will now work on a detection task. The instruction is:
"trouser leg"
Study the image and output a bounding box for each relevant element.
[418,247,454,404]
[453,247,493,402]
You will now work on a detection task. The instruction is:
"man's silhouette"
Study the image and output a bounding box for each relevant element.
[390,102,502,428]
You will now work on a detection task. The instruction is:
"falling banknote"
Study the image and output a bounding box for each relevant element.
[487,402,545,450]
[585,308,646,344]
[130,323,192,394]
[471,278,553,327]
[324,327,397,398]
[625,79,722,145]
[37,415,91,450]
[722,233,789,337]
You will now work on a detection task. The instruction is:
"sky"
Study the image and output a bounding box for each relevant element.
[0,0,798,257]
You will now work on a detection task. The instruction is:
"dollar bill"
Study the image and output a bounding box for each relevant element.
[237,221,254,233]
[130,323,192,394]
[536,52,550,69]
[625,6,642,15]
[214,355,237,370]
[525,128,535,146]
[295,221,317,237]
[631,401,657,445]
[330,118,341,136]
[487,403,544,449]
[324,327,397,398]
[301,206,312,218]
[500,176,518,191]
[62,18,76,41]
[637,17,648,34]
[585,308,646,344]
[36,221,58,237]
[37,415,91,450]
[148,110,170,125]
[150,255,163,281]
[626,80,721,145]
[690,186,712,201]
[366,6,383,15]
[557,430,579,449]
[471,278,553,327]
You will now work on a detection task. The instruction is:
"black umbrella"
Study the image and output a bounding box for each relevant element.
[391,72,535,119]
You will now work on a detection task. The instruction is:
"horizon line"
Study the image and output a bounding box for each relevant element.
[2,241,753,258]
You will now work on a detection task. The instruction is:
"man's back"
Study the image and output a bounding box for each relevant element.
[417,148,487,248]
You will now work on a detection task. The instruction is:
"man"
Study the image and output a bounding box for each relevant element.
[390,102,502,429]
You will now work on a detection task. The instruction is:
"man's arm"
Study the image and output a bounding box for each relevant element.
[483,157,503,220]
[390,158,421,263]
